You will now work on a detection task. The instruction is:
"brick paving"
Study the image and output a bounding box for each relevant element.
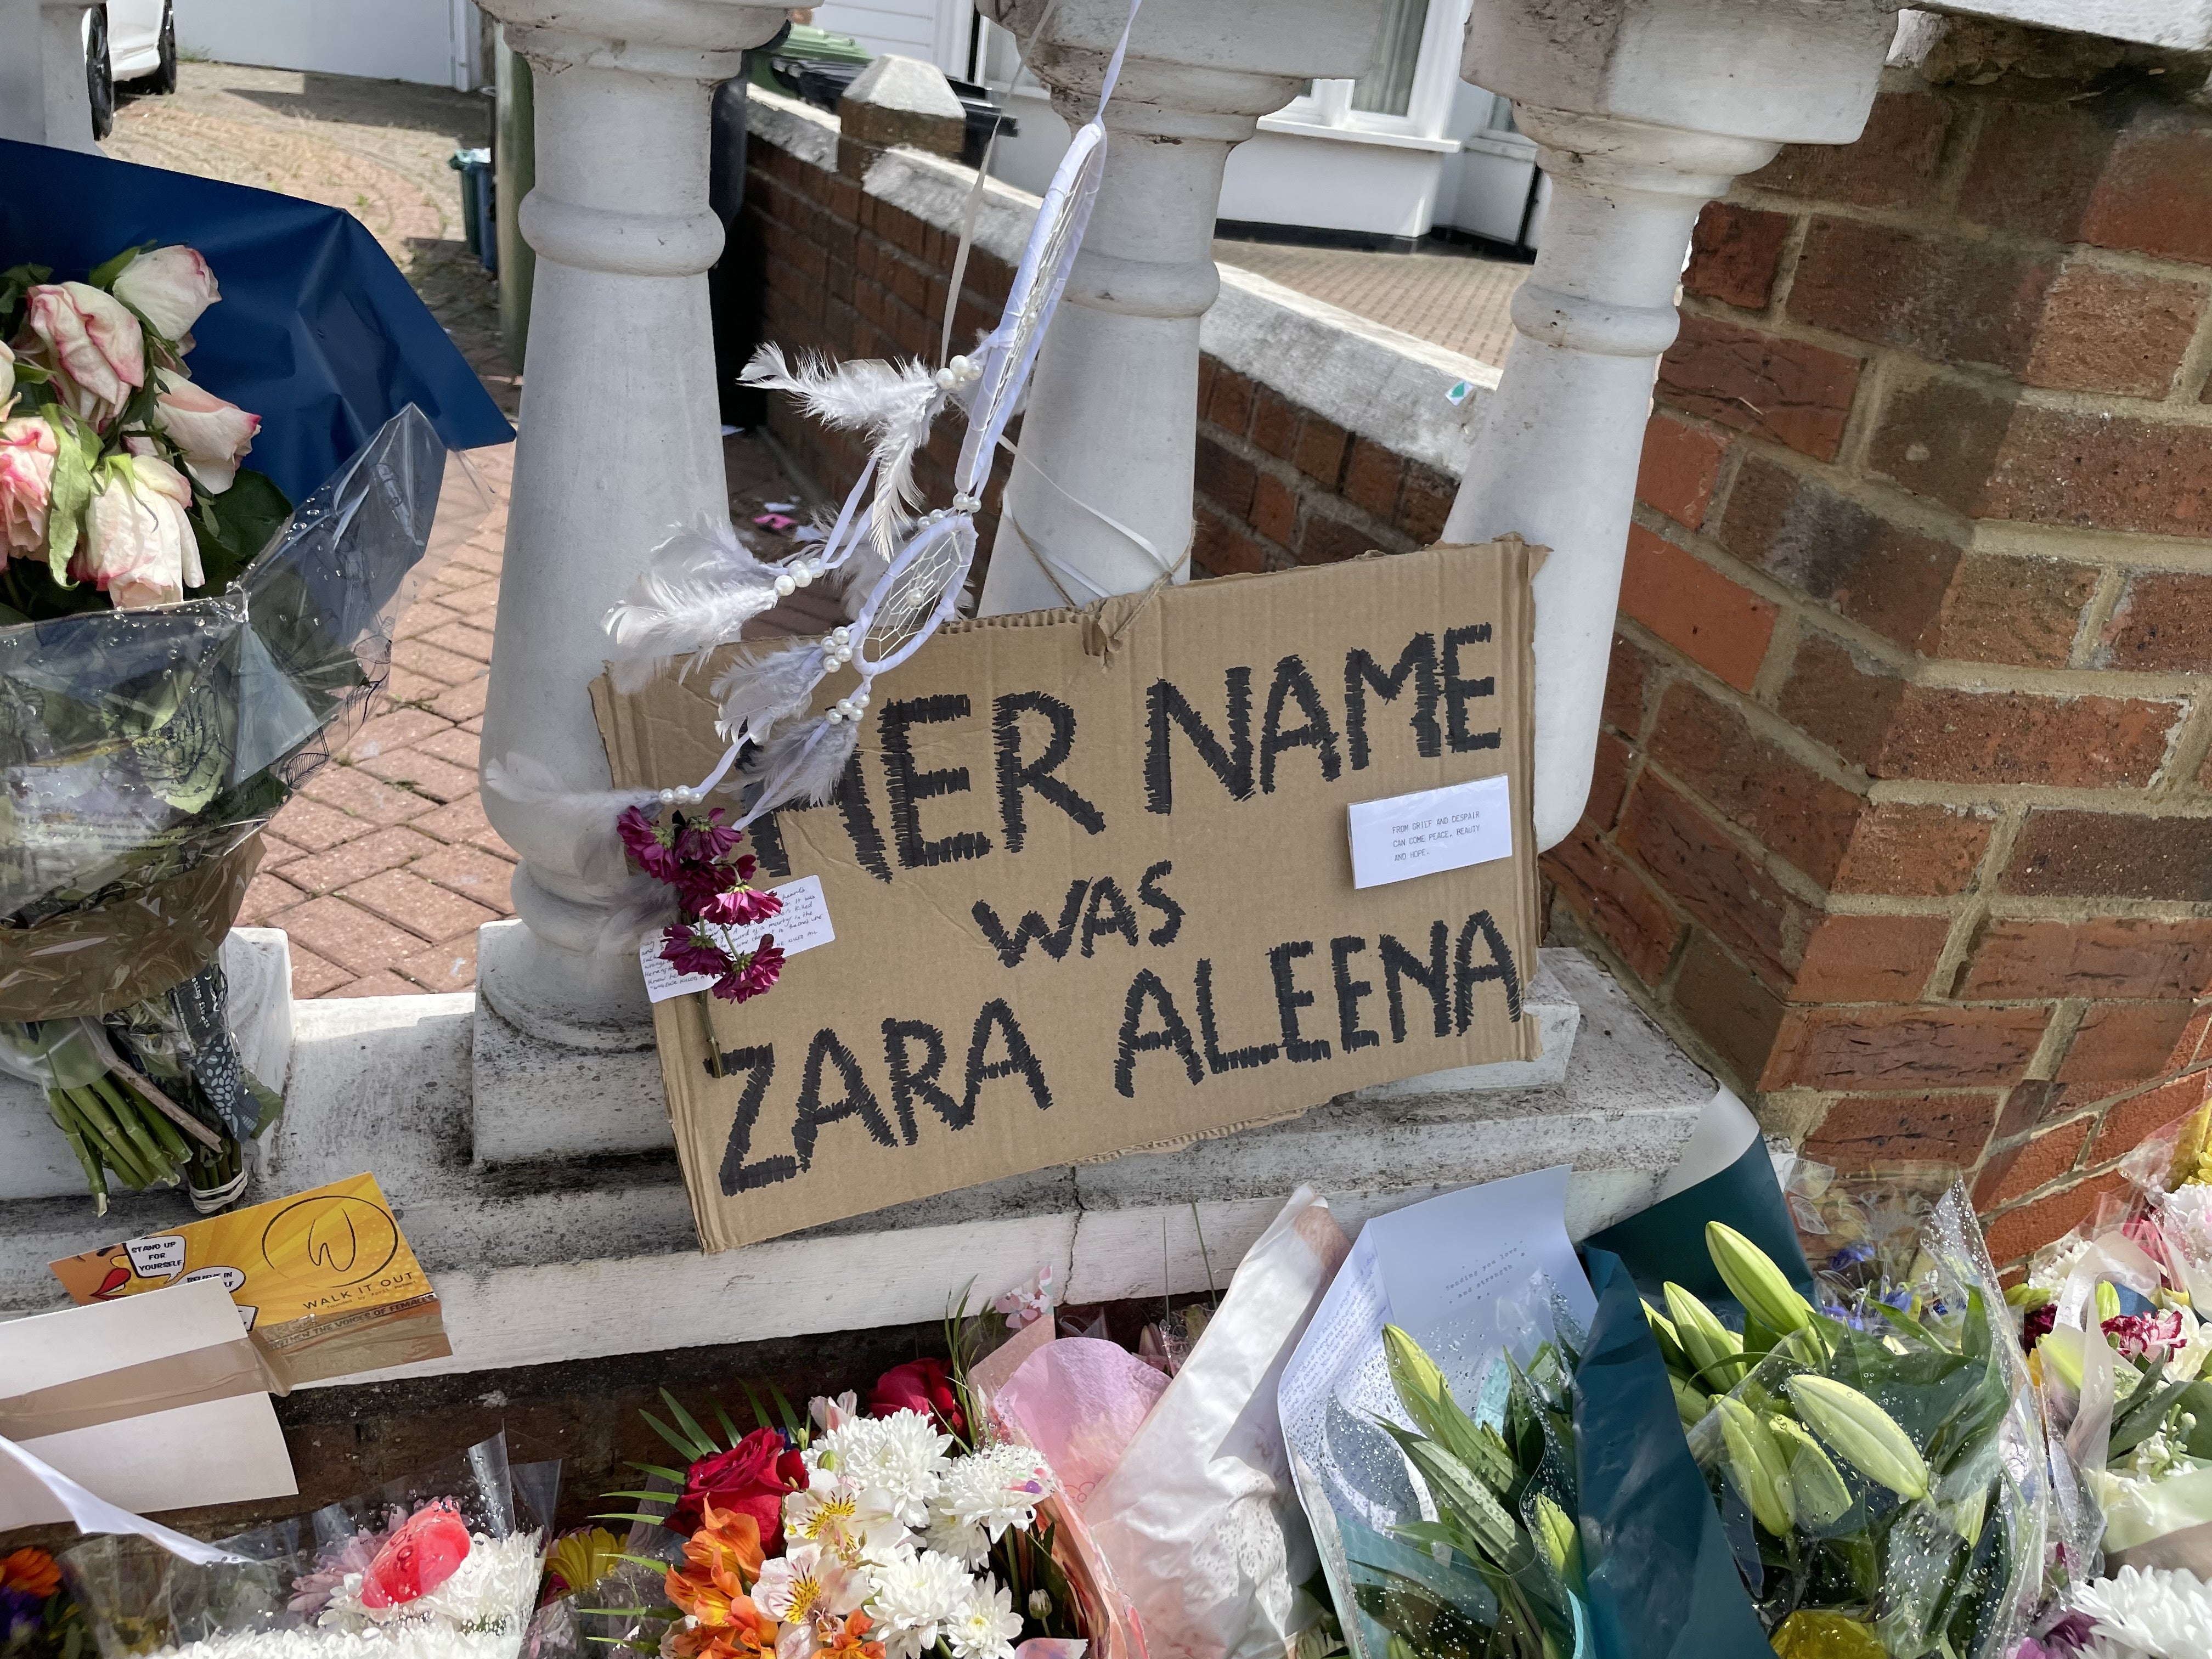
[104,64,802,996]
[1214,236,1530,365]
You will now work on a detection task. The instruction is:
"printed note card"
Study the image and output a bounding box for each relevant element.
[1346,775,1513,889]
[639,876,836,1002]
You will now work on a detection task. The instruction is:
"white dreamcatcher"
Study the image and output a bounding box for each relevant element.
[598,0,1143,832]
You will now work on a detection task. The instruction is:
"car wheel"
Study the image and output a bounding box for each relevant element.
[85,5,115,140]
[151,1,178,95]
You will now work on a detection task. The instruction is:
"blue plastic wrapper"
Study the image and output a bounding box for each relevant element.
[0,138,512,499]
[0,140,510,1209]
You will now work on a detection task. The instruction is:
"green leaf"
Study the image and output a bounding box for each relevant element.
[627,1462,692,1486]
[769,1384,803,1438]
[638,1407,710,1465]
[2111,1376,2195,1460]
[713,1401,743,1448]
[87,244,155,290]
[739,1379,776,1434]
[187,465,290,597]
[1376,1419,1522,1566]
[660,1389,718,1459]
[43,415,94,580]
[590,1511,678,1527]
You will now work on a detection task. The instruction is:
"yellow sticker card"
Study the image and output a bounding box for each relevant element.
[49,1172,452,1386]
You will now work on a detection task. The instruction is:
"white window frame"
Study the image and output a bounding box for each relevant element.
[1258,0,1470,153]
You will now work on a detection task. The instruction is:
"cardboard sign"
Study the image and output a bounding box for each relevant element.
[594,540,1541,1253]
[49,1172,451,1386]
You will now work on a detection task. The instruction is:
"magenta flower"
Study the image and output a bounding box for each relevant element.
[618,806,680,881]
[675,808,742,865]
[694,886,784,928]
[661,924,731,978]
[714,938,785,1003]
[2103,1308,2185,1361]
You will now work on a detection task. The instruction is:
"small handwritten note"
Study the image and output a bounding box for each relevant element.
[638,876,836,1002]
[1345,775,1513,889]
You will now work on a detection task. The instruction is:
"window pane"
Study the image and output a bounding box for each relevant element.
[1350,0,1430,117]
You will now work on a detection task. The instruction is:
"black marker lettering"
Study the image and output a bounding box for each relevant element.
[1453,909,1522,1031]
[1195,957,1278,1074]
[973,881,1087,968]
[1259,653,1341,793]
[992,691,1104,853]
[1380,923,1451,1042]
[829,750,892,883]
[882,1019,957,1135]
[1113,969,1204,1097]
[1137,860,1184,946]
[1443,624,1500,753]
[714,1045,793,1193]
[879,693,993,868]
[1330,935,1380,1052]
[791,1027,898,1165]
[1267,940,1331,1063]
[1080,877,1139,957]
[1144,669,1253,814]
[1344,634,1441,769]
[963,999,1053,1119]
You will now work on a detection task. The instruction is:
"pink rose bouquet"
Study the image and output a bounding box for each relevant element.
[1,242,277,619]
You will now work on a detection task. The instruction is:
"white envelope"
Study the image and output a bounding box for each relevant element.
[0,1277,296,1527]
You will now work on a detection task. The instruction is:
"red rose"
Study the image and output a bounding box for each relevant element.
[672,1429,804,1549]
[868,1358,966,1437]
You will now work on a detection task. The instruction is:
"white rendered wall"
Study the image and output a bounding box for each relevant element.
[1220,129,1447,239]
[174,0,480,89]
[807,0,968,75]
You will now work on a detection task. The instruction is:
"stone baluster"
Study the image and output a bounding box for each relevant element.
[1444,0,1895,850]
[471,0,789,1046]
[973,0,1386,616]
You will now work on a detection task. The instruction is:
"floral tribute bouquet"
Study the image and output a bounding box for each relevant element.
[581,1364,1089,1659]
[0,140,508,1215]
[3,1548,86,1659]
[2006,1103,2212,1655]
[615,804,784,1007]
[1644,1185,2049,1659]
[57,1434,550,1659]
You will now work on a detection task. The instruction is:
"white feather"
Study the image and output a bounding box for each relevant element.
[710,645,826,750]
[603,518,785,662]
[752,717,860,813]
[595,879,679,957]
[741,344,940,558]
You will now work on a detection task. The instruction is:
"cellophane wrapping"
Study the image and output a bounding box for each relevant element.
[59,1436,550,1659]
[0,406,472,1206]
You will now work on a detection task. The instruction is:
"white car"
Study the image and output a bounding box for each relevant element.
[84,1,177,140]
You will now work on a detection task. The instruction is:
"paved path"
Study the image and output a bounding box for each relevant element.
[104,65,800,996]
[1213,236,1528,366]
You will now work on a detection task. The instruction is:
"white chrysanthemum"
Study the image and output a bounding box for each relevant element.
[2075,1565,2212,1659]
[934,1443,1056,1541]
[819,1410,951,1529]
[140,1532,544,1659]
[2164,1186,2212,1269]
[864,1549,973,1659]
[944,1581,1023,1659]
[2028,1234,2095,1295]
[919,1512,990,1569]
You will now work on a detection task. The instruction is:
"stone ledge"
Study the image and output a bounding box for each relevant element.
[0,948,1715,1383]
[746,87,1493,480]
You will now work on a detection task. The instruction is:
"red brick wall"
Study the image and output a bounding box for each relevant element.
[1549,33,2212,1269]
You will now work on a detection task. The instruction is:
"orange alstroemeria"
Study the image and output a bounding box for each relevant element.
[667,1500,766,1620]
[669,1596,779,1659]
[0,1549,60,1599]
[815,1611,887,1659]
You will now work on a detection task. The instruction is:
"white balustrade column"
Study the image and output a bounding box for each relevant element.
[40,1,96,151]
[1446,0,1895,853]
[975,0,1384,616]
[473,0,786,1043]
